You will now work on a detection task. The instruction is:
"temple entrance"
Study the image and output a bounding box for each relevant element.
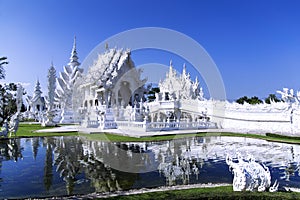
[118,81,131,107]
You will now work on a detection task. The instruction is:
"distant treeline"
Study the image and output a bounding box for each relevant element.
[236,94,281,105]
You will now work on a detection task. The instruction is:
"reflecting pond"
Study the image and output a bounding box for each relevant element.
[1,135,300,198]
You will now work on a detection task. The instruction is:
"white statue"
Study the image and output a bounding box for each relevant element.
[226,153,278,192]
[16,83,24,112]
[9,112,19,137]
[43,63,57,126]
[277,88,294,102]
[0,121,8,137]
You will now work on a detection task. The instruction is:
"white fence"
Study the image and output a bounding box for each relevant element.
[83,120,117,129]
[116,121,216,132]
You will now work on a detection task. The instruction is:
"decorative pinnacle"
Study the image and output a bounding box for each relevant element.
[68,35,80,67]
[34,78,42,95]
[73,35,77,50]
[182,63,187,75]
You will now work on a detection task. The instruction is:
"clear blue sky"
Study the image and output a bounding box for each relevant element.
[1,0,300,100]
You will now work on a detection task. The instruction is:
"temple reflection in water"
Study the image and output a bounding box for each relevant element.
[0,136,300,198]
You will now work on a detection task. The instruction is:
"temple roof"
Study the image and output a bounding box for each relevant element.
[84,48,133,86]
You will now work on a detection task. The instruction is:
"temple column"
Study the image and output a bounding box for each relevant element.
[192,115,196,122]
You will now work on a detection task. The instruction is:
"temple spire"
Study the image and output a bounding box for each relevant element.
[182,63,187,77]
[68,36,80,67]
[168,60,176,78]
[33,79,42,98]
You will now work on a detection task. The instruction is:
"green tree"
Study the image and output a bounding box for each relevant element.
[236,96,262,105]
[0,57,23,125]
[248,96,263,104]
[0,56,8,79]
[0,83,18,125]
[147,84,160,102]
[265,94,281,104]
[236,96,248,104]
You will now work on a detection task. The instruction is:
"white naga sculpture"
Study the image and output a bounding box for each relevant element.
[1,84,24,137]
[9,84,24,136]
[226,153,279,192]
[277,88,297,103]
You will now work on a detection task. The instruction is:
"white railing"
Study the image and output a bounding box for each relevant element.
[87,120,99,128]
[116,121,145,129]
[99,121,117,129]
[84,119,117,129]
[116,121,217,132]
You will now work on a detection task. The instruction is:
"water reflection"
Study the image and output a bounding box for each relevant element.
[0,139,23,162]
[0,135,300,198]
[44,141,53,191]
[53,137,84,195]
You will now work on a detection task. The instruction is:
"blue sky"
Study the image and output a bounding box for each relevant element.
[1,0,300,100]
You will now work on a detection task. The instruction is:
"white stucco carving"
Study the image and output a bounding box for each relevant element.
[42,63,57,126]
[226,153,278,192]
[55,37,83,124]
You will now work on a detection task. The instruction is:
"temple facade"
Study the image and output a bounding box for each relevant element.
[22,39,300,136]
[25,80,46,121]
[26,80,46,113]
[77,51,213,131]
[76,48,147,129]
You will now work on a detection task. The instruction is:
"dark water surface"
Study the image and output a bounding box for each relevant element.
[0,135,300,198]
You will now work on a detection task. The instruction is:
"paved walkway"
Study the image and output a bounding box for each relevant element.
[35,125,79,133]
[36,125,222,137]
[35,125,249,138]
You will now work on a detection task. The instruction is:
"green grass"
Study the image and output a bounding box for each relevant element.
[11,123,78,138]
[79,132,207,142]
[7,123,300,145]
[79,131,300,144]
[219,132,300,144]
[105,186,300,200]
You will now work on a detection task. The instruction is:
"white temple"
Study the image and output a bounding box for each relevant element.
[25,79,46,121]
[22,38,300,136]
[76,48,147,129]
[75,46,300,135]
[76,50,213,131]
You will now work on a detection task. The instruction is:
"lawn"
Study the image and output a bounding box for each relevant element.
[80,131,300,144]
[105,186,300,200]
[12,123,78,138]
[9,123,300,145]
[79,132,206,142]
